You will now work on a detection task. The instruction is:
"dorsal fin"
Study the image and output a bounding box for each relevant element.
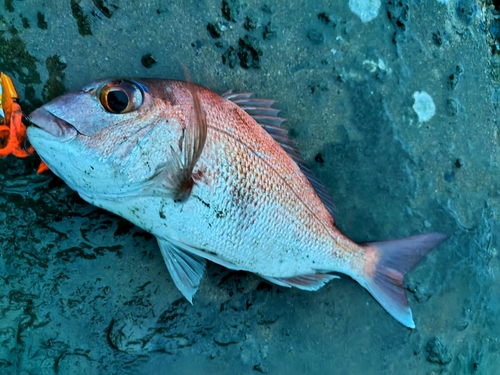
[222,90,336,221]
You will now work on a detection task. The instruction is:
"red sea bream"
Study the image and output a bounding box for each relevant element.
[26,78,447,328]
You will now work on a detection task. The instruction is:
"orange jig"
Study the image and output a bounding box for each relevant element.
[0,72,48,173]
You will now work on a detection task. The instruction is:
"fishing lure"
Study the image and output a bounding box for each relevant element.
[0,72,47,173]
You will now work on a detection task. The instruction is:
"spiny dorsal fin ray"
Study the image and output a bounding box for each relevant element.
[251,115,286,127]
[237,105,280,115]
[222,90,336,220]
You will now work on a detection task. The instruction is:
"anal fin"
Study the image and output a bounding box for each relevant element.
[157,238,206,303]
[262,273,339,291]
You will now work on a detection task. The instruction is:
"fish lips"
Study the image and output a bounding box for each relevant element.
[28,107,78,141]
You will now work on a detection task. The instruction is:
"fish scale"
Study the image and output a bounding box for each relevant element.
[198,97,336,270]
[27,78,447,328]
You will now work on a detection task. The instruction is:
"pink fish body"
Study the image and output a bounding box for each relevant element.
[27,79,447,328]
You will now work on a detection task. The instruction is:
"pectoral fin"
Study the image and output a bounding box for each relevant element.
[157,238,206,303]
[153,81,207,202]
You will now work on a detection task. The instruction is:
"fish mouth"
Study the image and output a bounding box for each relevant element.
[28,108,78,139]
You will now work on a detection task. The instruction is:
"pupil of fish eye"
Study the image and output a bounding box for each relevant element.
[107,90,129,113]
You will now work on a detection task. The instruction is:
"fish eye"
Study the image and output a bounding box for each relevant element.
[98,80,144,114]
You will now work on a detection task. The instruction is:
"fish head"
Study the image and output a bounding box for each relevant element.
[27,78,190,201]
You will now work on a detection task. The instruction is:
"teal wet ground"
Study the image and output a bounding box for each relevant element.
[1,1,499,374]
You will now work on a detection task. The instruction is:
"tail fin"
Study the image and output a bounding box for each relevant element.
[360,232,447,328]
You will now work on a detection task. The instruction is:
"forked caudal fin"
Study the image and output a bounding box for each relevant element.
[360,232,447,328]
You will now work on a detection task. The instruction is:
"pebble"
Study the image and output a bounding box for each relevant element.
[413,91,436,122]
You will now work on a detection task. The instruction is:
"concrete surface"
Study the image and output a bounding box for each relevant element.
[1,0,499,374]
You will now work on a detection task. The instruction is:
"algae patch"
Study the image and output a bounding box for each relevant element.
[0,16,40,85]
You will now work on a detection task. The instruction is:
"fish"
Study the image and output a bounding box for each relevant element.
[26,78,447,328]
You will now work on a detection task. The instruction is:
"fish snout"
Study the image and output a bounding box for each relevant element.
[28,108,78,140]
